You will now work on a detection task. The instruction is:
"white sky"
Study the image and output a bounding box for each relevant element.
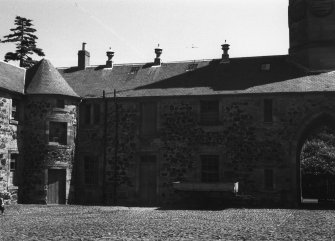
[0,0,289,67]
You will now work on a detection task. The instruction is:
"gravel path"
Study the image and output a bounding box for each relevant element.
[0,205,334,240]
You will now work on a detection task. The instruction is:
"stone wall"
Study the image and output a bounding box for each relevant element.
[0,92,21,202]
[75,92,335,206]
[21,96,77,204]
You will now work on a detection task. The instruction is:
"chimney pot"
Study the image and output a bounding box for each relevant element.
[154,45,162,66]
[78,42,90,69]
[106,47,114,68]
[221,41,230,63]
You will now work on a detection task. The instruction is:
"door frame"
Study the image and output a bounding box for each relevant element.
[46,168,67,204]
[136,153,159,205]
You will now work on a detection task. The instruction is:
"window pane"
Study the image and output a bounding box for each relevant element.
[11,99,18,121]
[10,153,18,171]
[141,102,157,135]
[201,155,219,182]
[49,122,67,145]
[200,101,219,124]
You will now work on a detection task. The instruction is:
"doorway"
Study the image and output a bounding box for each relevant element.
[298,115,335,203]
[139,156,157,205]
[47,169,66,204]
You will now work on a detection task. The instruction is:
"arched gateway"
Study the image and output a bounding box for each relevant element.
[293,112,335,205]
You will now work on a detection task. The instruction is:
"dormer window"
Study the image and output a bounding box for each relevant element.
[261,63,271,71]
[186,63,198,71]
[129,66,140,74]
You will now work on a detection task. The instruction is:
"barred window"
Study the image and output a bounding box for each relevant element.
[201,155,219,182]
[200,100,219,125]
[84,156,98,185]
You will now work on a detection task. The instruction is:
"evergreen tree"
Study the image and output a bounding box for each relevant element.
[1,16,45,68]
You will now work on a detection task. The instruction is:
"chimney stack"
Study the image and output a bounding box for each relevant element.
[106,47,114,68]
[154,44,162,66]
[78,42,90,69]
[221,41,230,63]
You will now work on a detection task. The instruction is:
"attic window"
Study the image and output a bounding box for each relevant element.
[186,63,198,71]
[261,63,271,71]
[129,66,140,74]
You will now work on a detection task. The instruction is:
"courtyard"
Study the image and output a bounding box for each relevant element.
[0,205,334,240]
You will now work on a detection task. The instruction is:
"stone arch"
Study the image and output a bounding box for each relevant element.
[291,111,335,205]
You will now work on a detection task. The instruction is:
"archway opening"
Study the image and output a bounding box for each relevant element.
[299,120,335,203]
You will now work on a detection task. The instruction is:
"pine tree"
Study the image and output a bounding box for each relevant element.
[1,16,45,68]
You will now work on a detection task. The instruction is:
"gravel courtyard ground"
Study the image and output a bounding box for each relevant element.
[0,205,334,240]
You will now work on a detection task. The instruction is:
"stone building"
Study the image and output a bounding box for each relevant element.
[1,0,335,206]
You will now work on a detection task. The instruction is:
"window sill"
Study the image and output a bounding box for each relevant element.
[52,108,68,113]
[47,142,69,149]
[9,119,19,125]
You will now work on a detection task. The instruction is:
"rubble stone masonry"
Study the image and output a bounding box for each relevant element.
[76,92,335,206]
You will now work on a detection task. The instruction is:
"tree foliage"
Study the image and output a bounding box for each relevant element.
[301,126,335,176]
[1,16,45,68]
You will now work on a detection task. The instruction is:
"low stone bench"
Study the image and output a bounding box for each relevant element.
[172,182,239,194]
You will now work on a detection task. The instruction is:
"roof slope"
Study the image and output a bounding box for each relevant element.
[0,61,25,94]
[26,59,79,97]
[58,55,334,98]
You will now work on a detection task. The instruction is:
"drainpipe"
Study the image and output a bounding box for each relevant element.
[113,89,118,205]
[102,90,107,204]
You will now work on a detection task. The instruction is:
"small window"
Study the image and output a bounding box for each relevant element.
[264,169,274,190]
[201,155,219,182]
[264,99,273,123]
[56,99,65,108]
[49,122,67,145]
[11,99,19,121]
[84,156,98,185]
[186,63,198,71]
[140,102,157,136]
[9,152,18,186]
[200,100,219,125]
[261,63,271,71]
[130,66,140,74]
[10,153,18,171]
[93,104,100,124]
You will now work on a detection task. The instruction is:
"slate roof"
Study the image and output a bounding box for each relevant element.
[0,61,25,94]
[26,59,79,98]
[57,55,335,98]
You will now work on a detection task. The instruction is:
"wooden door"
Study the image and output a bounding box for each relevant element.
[139,156,157,205]
[47,169,66,204]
